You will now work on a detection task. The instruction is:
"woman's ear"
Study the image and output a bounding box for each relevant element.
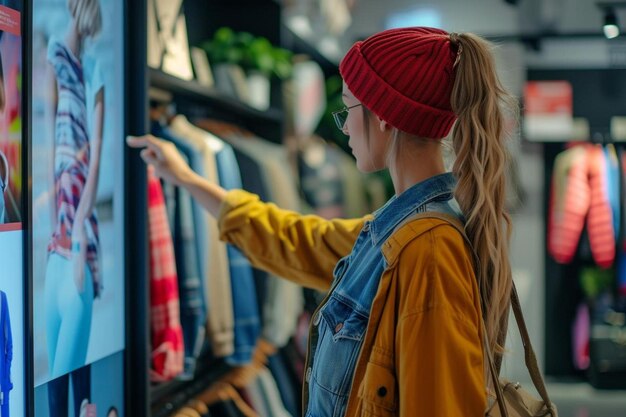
[377,116,390,132]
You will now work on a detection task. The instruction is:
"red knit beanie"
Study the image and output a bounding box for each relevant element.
[339,27,458,139]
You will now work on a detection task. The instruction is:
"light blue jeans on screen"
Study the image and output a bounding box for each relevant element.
[45,253,93,378]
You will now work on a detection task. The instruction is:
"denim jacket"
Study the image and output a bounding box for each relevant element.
[219,173,486,417]
[304,173,461,417]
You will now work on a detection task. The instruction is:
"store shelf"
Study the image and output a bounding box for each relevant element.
[148,68,283,124]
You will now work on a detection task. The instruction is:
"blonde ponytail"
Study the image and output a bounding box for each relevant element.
[450,33,517,358]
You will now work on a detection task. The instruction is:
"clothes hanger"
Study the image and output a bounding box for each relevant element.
[171,407,202,417]
[196,382,258,417]
[186,399,209,415]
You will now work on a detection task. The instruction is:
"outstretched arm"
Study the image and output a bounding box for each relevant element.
[127,134,368,289]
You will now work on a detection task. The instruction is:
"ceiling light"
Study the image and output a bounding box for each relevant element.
[604,8,620,39]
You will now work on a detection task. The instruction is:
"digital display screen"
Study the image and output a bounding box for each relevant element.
[0,1,26,415]
[34,351,124,417]
[32,0,125,411]
[0,230,25,417]
[0,0,22,232]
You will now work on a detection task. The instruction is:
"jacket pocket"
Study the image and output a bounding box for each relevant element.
[321,295,367,343]
[357,361,398,416]
[312,296,367,395]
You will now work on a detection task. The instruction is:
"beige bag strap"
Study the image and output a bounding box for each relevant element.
[400,212,556,414]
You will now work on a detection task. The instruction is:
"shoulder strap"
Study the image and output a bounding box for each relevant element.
[399,212,556,415]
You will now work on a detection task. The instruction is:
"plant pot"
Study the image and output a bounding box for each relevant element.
[213,63,250,101]
[247,71,271,110]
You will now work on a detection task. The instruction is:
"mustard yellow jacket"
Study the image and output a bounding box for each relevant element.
[218,189,486,416]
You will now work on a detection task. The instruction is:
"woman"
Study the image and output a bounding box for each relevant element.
[44,0,103,414]
[129,27,515,416]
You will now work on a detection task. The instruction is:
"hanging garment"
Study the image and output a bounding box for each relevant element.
[152,122,207,377]
[549,145,617,268]
[548,146,591,264]
[176,182,207,374]
[230,147,270,325]
[170,116,286,363]
[226,137,304,347]
[605,144,620,239]
[620,149,626,296]
[168,116,235,358]
[267,351,299,417]
[256,367,293,417]
[148,166,184,381]
[246,377,270,417]
[572,302,590,371]
[195,120,305,348]
[0,291,11,416]
[587,145,616,268]
[213,141,261,366]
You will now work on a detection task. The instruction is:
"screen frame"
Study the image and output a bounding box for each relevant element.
[27,0,141,414]
[125,0,149,416]
[24,0,33,415]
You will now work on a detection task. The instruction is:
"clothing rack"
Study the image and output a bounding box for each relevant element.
[543,139,626,387]
[128,1,349,414]
[144,26,288,417]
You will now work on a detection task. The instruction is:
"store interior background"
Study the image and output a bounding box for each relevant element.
[125,0,626,416]
[279,0,626,414]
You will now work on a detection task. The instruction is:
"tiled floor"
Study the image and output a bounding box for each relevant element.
[546,383,626,417]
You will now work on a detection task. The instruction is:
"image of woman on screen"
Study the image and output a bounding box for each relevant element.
[44,0,103,380]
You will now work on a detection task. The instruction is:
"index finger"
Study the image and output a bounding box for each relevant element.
[126,135,161,150]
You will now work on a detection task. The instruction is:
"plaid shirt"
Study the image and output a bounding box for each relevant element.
[46,38,101,297]
[148,166,184,381]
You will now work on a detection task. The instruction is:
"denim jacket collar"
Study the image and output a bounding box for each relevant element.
[369,172,457,246]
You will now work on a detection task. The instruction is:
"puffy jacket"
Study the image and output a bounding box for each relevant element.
[218,189,486,416]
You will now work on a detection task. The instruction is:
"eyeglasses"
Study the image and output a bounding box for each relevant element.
[332,104,362,131]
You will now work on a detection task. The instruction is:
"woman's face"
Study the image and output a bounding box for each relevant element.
[341,82,389,173]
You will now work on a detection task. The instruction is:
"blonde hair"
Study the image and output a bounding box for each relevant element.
[68,0,102,38]
[450,33,517,360]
